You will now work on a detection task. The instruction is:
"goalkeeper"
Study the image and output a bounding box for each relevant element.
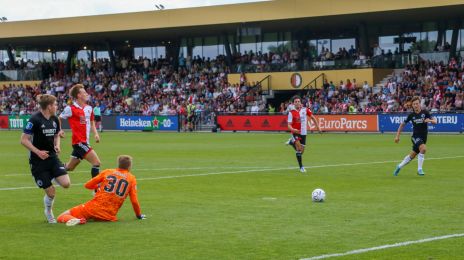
[57,155,146,226]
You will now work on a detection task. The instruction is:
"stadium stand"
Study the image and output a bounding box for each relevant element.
[1,56,463,121]
[1,0,464,127]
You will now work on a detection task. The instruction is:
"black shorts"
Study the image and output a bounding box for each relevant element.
[292,134,307,146]
[30,156,67,189]
[95,115,101,122]
[72,143,93,160]
[411,136,427,154]
[187,115,195,123]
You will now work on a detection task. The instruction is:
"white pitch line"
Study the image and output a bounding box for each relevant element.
[300,233,464,260]
[1,155,463,191]
[136,167,293,181]
[1,166,269,177]
[307,155,464,169]
[0,167,291,191]
[3,155,464,177]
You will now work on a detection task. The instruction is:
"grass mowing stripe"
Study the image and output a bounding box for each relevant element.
[300,233,464,260]
[1,155,462,191]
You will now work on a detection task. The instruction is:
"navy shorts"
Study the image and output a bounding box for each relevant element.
[411,136,427,154]
[30,156,67,189]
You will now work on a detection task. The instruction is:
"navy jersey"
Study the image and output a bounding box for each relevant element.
[404,110,432,138]
[23,112,61,160]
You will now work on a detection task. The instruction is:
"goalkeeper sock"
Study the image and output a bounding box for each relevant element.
[398,154,412,168]
[418,153,424,170]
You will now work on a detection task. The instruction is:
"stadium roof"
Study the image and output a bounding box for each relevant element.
[1,0,463,51]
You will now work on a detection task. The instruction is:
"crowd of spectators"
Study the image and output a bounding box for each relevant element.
[234,45,370,73]
[1,54,463,121]
[316,45,362,61]
[0,56,265,125]
[279,58,464,113]
[0,59,37,70]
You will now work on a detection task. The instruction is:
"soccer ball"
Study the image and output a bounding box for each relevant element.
[311,188,325,202]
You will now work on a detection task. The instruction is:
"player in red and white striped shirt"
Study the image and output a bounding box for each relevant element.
[60,84,102,180]
[287,96,321,173]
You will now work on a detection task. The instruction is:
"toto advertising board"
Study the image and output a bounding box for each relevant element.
[116,116,178,131]
[217,114,378,132]
[7,115,31,129]
[378,113,464,132]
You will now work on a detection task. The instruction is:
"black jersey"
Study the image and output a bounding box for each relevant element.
[404,110,432,138]
[23,112,61,160]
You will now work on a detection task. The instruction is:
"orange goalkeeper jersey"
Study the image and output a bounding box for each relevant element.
[83,168,141,221]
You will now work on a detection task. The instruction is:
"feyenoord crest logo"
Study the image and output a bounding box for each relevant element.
[290,73,302,88]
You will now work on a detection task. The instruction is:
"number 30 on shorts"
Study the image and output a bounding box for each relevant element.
[104,176,129,197]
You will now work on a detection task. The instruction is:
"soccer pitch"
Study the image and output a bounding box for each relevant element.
[0,131,463,259]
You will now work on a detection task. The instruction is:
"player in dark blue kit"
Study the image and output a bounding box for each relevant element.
[21,94,71,223]
[393,96,437,176]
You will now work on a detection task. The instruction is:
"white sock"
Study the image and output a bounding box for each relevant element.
[418,153,425,170]
[398,155,412,168]
[43,195,54,212]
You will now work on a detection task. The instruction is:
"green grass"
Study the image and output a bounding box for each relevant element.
[0,131,463,259]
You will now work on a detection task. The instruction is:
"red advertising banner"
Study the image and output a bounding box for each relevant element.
[0,115,8,129]
[217,114,379,132]
[217,115,288,131]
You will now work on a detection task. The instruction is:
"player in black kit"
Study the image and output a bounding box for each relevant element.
[393,96,437,176]
[20,94,71,223]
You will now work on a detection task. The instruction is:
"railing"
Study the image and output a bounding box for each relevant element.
[0,69,43,81]
[234,59,370,73]
[418,51,449,63]
[234,63,297,73]
[231,51,462,73]
[257,75,271,95]
[371,53,419,68]
[306,58,371,70]
[303,73,325,90]
[178,111,216,131]
[233,57,378,73]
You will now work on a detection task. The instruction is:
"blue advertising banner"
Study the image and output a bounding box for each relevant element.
[116,116,178,131]
[379,113,464,133]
